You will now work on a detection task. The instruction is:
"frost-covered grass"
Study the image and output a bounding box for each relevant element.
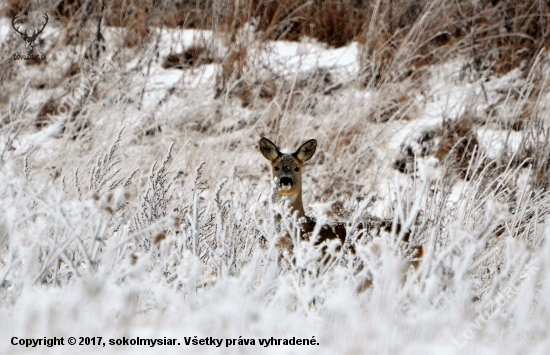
[1,6,550,354]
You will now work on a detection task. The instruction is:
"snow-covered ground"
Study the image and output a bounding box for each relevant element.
[1,16,550,355]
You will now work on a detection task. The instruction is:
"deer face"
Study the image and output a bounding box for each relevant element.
[24,37,36,54]
[260,138,317,197]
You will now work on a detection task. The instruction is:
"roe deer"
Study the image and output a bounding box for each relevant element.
[259,137,423,268]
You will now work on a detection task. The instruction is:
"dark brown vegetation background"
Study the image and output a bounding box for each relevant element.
[4,0,549,76]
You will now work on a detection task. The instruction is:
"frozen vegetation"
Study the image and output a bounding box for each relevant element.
[1,2,550,354]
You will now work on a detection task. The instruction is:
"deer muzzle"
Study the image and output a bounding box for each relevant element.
[279,177,293,191]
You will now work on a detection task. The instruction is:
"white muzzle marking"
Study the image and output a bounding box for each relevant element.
[281,184,292,191]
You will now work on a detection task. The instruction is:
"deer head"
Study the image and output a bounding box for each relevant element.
[260,137,317,218]
[12,13,48,54]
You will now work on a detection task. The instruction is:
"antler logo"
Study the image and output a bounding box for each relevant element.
[12,12,48,54]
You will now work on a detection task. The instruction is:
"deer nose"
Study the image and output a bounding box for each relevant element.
[279,177,293,191]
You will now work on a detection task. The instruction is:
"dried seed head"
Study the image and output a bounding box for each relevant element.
[173,217,181,228]
[130,253,139,265]
[154,233,166,244]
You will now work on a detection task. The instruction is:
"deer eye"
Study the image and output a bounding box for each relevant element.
[294,167,299,172]
[274,166,279,171]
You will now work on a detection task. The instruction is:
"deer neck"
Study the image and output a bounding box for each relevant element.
[275,188,305,219]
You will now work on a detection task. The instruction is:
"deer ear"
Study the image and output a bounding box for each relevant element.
[259,137,281,162]
[294,139,317,163]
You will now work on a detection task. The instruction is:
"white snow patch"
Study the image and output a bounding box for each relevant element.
[476,128,523,159]
[264,40,360,77]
